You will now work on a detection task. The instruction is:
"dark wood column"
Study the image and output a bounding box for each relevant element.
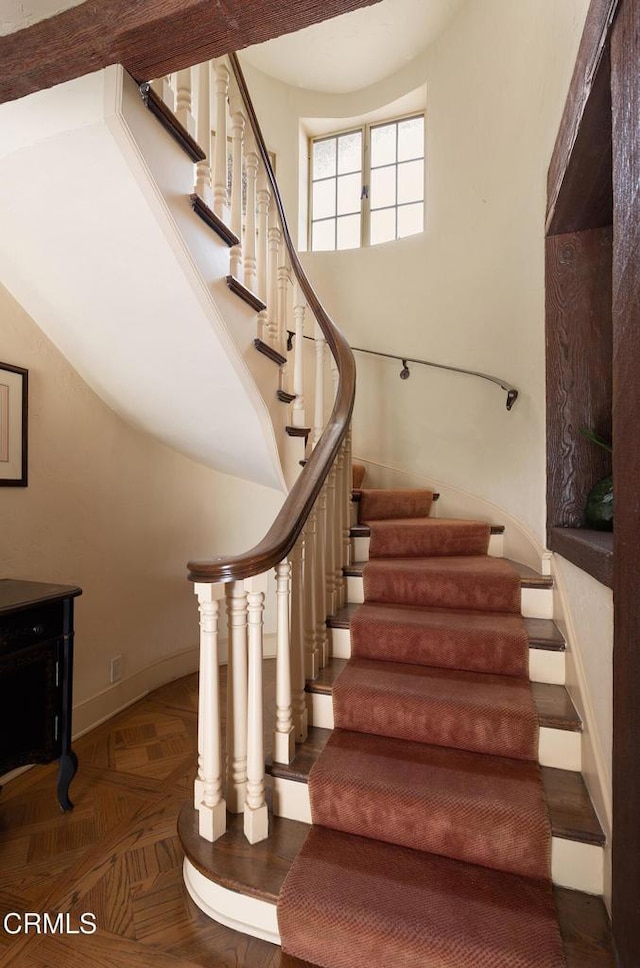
[610,2,640,964]
[0,0,383,104]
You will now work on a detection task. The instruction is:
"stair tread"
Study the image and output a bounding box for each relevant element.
[189,192,240,246]
[226,275,267,311]
[268,727,603,847]
[307,656,581,731]
[328,602,565,651]
[179,803,614,967]
[353,491,441,503]
[345,556,554,588]
[351,521,505,536]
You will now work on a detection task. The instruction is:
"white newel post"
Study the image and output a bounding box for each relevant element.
[313,321,326,448]
[292,286,306,428]
[256,168,271,341]
[325,463,338,617]
[195,61,212,206]
[303,512,319,679]
[213,62,230,221]
[244,149,259,293]
[176,68,196,138]
[267,203,280,343]
[151,75,175,112]
[289,538,309,742]
[273,560,295,763]
[229,91,245,279]
[194,582,226,843]
[225,581,248,813]
[244,573,269,844]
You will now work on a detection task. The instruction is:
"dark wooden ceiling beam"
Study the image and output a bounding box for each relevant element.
[0,0,383,104]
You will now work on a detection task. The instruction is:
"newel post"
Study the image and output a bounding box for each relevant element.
[244,573,269,844]
[194,582,226,843]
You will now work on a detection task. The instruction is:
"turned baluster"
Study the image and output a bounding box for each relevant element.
[256,167,271,341]
[343,427,353,568]
[289,538,308,742]
[225,581,248,813]
[193,583,226,842]
[267,202,280,342]
[277,241,290,372]
[302,513,319,679]
[229,90,245,279]
[313,320,326,449]
[334,444,346,608]
[291,285,307,428]
[244,147,259,293]
[244,573,269,844]
[325,463,338,617]
[151,75,175,112]
[273,560,295,763]
[315,487,329,668]
[195,61,212,206]
[175,67,196,138]
[212,61,230,221]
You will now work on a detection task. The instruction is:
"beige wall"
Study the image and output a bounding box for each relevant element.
[1,283,284,733]
[242,0,589,546]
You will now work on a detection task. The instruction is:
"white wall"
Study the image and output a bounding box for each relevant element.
[1,284,284,734]
[552,555,613,909]
[240,0,590,545]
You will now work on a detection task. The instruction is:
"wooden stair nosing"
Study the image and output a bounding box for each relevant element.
[350,523,505,537]
[304,656,582,732]
[343,558,554,589]
[327,604,566,652]
[277,389,296,403]
[139,83,206,162]
[190,193,240,246]
[352,490,440,503]
[226,275,267,311]
[254,337,287,366]
[286,425,310,439]
[265,726,604,848]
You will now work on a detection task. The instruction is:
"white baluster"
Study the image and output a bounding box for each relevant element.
[292,285,307,428]
[244,148,259,293]
[226,581,248,813]
[289,538,308,742]
[256,167,271,341]
[176,68,196,138]
[194,582,226,843]
[229,90,245,279]
[277,240,290,367]
[303,512,319,679]
[273,560,295,763]
[313,320,326,448]
[315,487,329,667]
[151,75,175,112]
[325,464,338,617]
[267,202,280,342]
[195,61,212,206]
[213,62,230,221]
[343,427,353,568]
[335,445,346,608]
[244,573,269,844]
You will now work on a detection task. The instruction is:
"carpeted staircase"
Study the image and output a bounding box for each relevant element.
[277,470,566,967]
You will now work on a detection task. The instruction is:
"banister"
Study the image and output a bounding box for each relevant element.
[287,333,518,411]
[187,53,356,584]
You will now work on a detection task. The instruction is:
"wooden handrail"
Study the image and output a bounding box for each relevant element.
[188,53,356,584]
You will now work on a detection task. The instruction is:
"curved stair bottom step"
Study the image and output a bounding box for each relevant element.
[180,808,615,968]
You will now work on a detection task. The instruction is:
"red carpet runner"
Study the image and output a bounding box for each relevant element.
[278,481,566,968]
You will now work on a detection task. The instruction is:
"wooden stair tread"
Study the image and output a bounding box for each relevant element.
[190,193,240,247]
[306,657,581,731]
[286,426,310,438]
[327,604,565,652]
[254,337,287,366]
[277,389,296,403]
[343,558,554,588]
[139,83,206,162]
[352,490,440,503]
[179,810,613,967]
[350,522,505,537]
[226,275,267,311]
[266,727,603,847]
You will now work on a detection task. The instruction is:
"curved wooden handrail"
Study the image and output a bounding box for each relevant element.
[188,53,356,584]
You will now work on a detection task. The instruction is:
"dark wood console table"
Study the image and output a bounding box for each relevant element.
[0,579,82,810]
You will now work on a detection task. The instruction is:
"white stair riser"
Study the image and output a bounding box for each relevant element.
[306,691,582,772]
[270,777,602,895]
[346,575,554,620]
[329,627,565,685]
[352,532,504,562]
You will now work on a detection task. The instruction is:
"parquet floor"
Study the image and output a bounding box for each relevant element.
[0,666,290,968]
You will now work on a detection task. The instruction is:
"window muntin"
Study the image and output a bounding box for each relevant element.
[309,115,424,251]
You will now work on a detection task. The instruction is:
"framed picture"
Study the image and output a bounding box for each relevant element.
[0,362,28,487]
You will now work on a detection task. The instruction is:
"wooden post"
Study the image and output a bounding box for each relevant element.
[273,560,295,763]
[225,581,248,813]
[193,582,226,843]
[244,573,269,844]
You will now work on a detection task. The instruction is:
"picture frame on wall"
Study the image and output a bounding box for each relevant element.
[0,361,28,487]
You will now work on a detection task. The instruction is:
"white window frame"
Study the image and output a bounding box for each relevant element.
[308,112,425,251]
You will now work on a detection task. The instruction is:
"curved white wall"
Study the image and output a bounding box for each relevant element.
[240,0,590,544]
[1,284,284,735]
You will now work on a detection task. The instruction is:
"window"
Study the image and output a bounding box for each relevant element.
[309,115,424,251]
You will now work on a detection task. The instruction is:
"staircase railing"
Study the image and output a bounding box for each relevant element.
[147,55,355,846]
